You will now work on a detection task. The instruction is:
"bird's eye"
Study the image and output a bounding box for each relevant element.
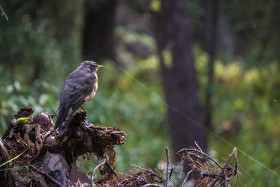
[91,64,97,70]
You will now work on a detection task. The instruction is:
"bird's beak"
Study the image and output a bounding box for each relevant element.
[97,65,104,69]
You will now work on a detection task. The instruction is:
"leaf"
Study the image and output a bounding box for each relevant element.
[0,149,27,168]
[0,164,33,172]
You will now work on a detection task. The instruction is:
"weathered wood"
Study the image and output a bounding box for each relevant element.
[0,107,126,186]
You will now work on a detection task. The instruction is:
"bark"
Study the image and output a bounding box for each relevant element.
[0,107,126,186]
[153,0,207,160]
[203,0,219,128]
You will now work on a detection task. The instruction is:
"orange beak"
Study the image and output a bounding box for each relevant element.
[97,65,104,69]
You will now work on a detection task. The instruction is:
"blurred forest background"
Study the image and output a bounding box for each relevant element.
[1,0,280,185]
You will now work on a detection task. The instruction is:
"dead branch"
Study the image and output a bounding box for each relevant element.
[182,166,195,187]
[131,164,165,184]
[0,5,8,21]
[91,158,106,187]
[0,107,252,186]
[210,147,237,186]
[177,148,223,169]
[143,184,164,187]
[165,147,170,187]
[29,165,64,187]
[177,145,251,186]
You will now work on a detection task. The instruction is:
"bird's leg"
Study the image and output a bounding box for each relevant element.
[69,110,75,117]
[69,106,85,117]
[80,105,86,111]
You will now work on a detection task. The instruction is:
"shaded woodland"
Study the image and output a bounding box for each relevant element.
[1,0,280,186]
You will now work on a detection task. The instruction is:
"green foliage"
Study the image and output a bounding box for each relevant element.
[77,59,169,173]
[150,0,161,12]
[0,77,59,134]
[195,48,280,185]
[0,0,82,133]
[224,0,280,63]
[0,1,169,173]
[1,1,279,185]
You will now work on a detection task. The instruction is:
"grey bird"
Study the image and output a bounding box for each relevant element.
[55,61,104,129]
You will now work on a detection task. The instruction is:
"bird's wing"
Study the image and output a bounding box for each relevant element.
[68,72,93,105]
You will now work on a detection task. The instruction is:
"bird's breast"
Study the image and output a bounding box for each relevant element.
[85,75,98,102]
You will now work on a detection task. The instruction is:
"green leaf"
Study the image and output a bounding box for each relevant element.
[0,164,33,172]
[0,150,27,168]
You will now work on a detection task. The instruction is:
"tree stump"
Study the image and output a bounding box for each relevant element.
[0,107,126,186]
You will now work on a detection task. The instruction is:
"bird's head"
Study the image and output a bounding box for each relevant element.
[80,61,104,72]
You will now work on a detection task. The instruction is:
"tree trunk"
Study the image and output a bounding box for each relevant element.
[203,0,219,128]
[153,0,207,161]
[82,0,116,61]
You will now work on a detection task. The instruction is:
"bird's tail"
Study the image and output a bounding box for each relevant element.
[55,107,70,129]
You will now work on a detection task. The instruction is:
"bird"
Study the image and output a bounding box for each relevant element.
[55,61,104,129]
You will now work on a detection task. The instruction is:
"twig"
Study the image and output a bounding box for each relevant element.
[182,166,195,187]
[91,158,106,187]
[143,184,164,187]
[210,147,237,187]
[154,167,165,180]
[194,141,203,152]
[177,148,223,169]
[0,6,8,21]
[165,147,170,187]
[29,166,63,187]
[169,165,174,181]
[131,164,165,183]
[106,160,118,178]
[234,150,238,176]
[218,178,227,187]
[239,164,254,182]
